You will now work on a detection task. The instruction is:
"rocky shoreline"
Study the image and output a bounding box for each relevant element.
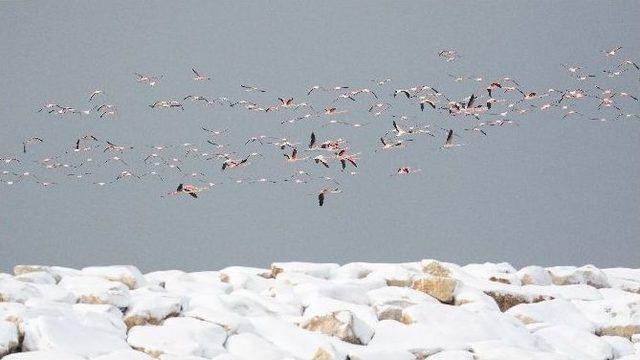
[1,261,639,359]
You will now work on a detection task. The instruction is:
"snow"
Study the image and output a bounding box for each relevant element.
[127,317,227,358]
[534,325,614,359]
[21,315,129,357]
[1,320,19,356]
[82,265,147,289]
[57,276,130,307]
[2,261,640,358]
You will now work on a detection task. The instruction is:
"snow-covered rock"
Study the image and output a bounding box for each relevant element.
[1,260,638,358]
[300,310,374,345]
[92,349,155,359]
[82,266,147,289]
[534,325,614,359]
[3,350,86,360]
[506,298,595,332]
[225,332,293,360]
[517,265,553,286]
[22,315,129,357]
[123,286,183,328]
[1,320,19,357]
[127,317,227,358]
[58,276,130,307]
[547,265,611,288]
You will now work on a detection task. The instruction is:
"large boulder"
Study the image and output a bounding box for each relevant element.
[22,315,129,358]
[0,320,19,357]
[534,325,614,359]
[127,317,227,358]
[300,310,374,345]
[123,287,184,329]
[546,265,611,288]
[82,266,147,289]
[58,276,130,307]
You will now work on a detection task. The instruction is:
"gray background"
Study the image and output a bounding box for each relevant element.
[1,1,639,272]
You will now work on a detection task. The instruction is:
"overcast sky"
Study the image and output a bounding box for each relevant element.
[1,1,639,273]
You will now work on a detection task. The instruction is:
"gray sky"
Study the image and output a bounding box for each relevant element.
[1,1,639,273]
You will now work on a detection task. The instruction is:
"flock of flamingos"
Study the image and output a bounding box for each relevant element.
[1,48,638,206]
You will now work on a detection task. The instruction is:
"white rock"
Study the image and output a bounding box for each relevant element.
[534,325,613,359]
[22,315,129,357]
[0,320,19,356]
[143,270,185,288]
[0,278,43,303]
[218,266,272,293]
[470,342,572,360]
[505,299,595,332]
[127,317,227,358]
[462,262,520,285]
[517,265,553,286]
[163,272,232,297]
[600,335,635,358]
[92,349,155,359]
[300,310,374,345]
[124,286,184,328]
[82,265,147,289]
[225,332,293,360]
[58,276,130,307]
[182,294,252,332]
[347,348,416,360]
[249,317,347,359]
[14,272,57,285]
[399,302,538,349]
[271,262,340,279]
[3,350,86,360]
[603,268,640,284]
[303,296,378,330]
[546,265,611,288]
[426,350,474,360]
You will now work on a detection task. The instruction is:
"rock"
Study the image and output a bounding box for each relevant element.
[367,286,438,321]
[505,299,595,332]
[452,283,500,312]
[573,289,640,339]
[270,262,340,279]
[123,287,183,329]
[13,266,63,283]
[22,315,129,357]
[14,272,57,285]
[92,349,155,359]
[0,320,19,357]
[426,350,474,360]
[411,276,457,304]
[600,335,635,358]
[517,265,553,286]
[218,266,273,293]
[399,302,537,349]
[300,310,374,345]
[143,270,185,288]
[534,325,614,359]
[546,265,611,288]
[347,348,416,360]
[483,289,551,312]
[461,262,520,286]
[163,271,232,296]
[0,278,75,304]
[3,350,86,360]
[82,265,147,289]
[225,332,294,359]
[58,276,130,308]
[0,278,42,303]
[249,317,346,360]
[421,260,455,277]
[127,317,227,358]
